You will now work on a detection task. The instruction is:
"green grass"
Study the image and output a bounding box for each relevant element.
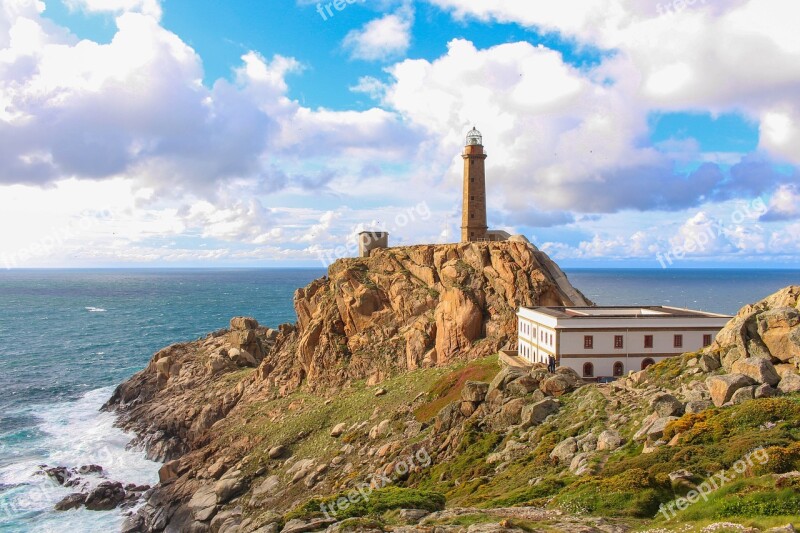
[413,356,500,422]
[287,487,446,521]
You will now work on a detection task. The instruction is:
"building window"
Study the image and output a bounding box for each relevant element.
[703,334,713,347]
[644,335,654,348]
[470,195,474,200]
[642,358,655,370]
[613,362,624,377]
[550,333,553,345]
[584,335,594,349]
[471,214,475,219]
[583,362,594,377]
[614,335,624,349]
[674,334,683,348]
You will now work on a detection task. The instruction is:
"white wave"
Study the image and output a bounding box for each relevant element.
[84,307,106,313]
[0,387,160,532]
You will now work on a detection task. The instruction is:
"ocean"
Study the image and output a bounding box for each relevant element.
[0,268,797,531]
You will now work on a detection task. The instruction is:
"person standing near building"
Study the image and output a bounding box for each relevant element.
[548,355,556,373]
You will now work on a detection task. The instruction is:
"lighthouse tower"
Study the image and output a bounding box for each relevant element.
[461,127,488,242]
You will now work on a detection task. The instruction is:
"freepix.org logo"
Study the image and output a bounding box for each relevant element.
[320,447,431,519]
[316,0,366,21]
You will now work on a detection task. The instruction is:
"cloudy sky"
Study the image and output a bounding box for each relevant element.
[0,0,798,268]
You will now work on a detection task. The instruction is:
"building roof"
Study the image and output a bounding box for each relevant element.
[520,306,731,319]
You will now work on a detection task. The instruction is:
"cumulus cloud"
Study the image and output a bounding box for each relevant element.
[761,184,800,222]
[343,5,413,61]
[425,0,800,165]
[64,0,163,19]
[381,39,743,214]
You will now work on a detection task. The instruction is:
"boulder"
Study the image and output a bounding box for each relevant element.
[685,400,713,414]
[188,485,218,521]
[489,367,526,393]
[707,374,756,407]
[230,317,259,330]
[758,308,800,362]
[539,375,573,397]
[550,437,578,464]
[633,413,660,442]
[775,364,799,378]
[269,446,287,459]
[497,398,526,426]
[214,469,246,503]
[596,430,623,451]
[206,353,231,375]
[84,481,126,511]
[369,419,391,439]
[43,466,71,486]
[280,518,337,533]
[211,507,243,533]
[731,357,780,386]
[54,493,86,511]
[555,366,582,382]
[434,402,463,434]
[505,375,540,396]
[729,385,756,405]
[697,353,721,372]
[254,523,281,533]
[77,464,104,476]
[252,475,281,499]
[647,416,679,440]
[569,452,592,475]
[155,356,172,379]
[460,401,478,417]
[520,399,560,428]
[778,372,800,394]
[461,381,489,402]
[399,509,430,523]
[650,393,684,417]
[228,347,257,367]
[287,460,315,484]
[159,459,183,484]
[330,423,347,438]
[755,383,779,398]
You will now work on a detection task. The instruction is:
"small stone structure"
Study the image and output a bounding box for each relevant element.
[358,231,389,258]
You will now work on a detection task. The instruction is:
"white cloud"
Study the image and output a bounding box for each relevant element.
[343,5,413,61]
[761,184,800,222]
[64,0,162,20]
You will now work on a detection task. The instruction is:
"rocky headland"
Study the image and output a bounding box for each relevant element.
[89,242,798,533]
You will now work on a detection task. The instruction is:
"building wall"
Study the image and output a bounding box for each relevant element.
[559,329,717,357]
[518,315,557,365]
[516,307,728,378]
[558,356,670,379]
[358,232,389,258]
[461,144,488,242]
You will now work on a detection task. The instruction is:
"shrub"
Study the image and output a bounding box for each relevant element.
[553,469,668,518]
[718,488,800,517]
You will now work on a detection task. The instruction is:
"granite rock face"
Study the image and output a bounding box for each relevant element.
[269,242,590,391]
[703,286,800,399]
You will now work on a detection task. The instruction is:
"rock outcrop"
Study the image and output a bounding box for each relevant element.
[261,242,590,393]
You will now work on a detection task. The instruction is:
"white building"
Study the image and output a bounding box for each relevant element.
[517,306,731,380]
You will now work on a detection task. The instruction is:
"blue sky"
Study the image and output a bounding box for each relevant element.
[0,0,798,268]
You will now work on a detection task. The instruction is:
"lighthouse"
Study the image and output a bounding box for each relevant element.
[461,127,488,242]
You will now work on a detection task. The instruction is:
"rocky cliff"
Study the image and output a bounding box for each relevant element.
[102,241,588,470]
[97,248,800,532]
[259,240,590,395]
